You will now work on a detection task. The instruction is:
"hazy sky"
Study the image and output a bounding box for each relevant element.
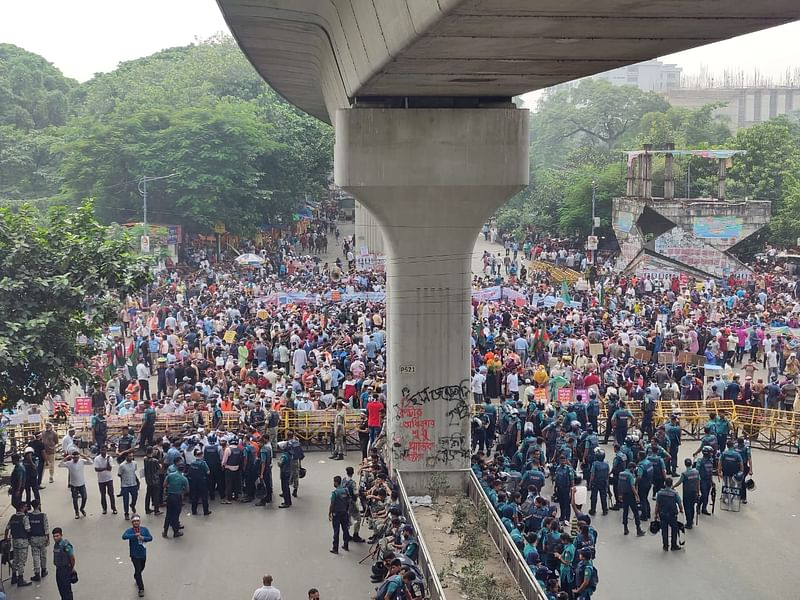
[1,1,799,102]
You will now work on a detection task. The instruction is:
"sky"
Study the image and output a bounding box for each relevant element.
[1,1,799,106]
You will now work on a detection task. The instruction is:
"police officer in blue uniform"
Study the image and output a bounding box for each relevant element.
[187,448,212,516]
[328,475,351,554]
[636,453,654,521]
[719,439,744,505]
[609,443,627,511]
[588,450,609,516]
[674,458,700,528]
[654,478,683,551]
[553,454,576,522]
[665,414,682,476]
[695,446,716,516]
[617,463,645,537]
[611,401,633,446]
[203,434,223,501]
[587,392,600,433]
[735,437,753,504]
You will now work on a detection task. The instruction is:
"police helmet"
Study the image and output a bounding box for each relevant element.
[734,472,744,482]
[624,436,633,445]
[745,478,756,491]
[649,520,661,534]
[571,420,581,429]
[702,446,713,455]
[578,547,593,559]
[595,449,605,461]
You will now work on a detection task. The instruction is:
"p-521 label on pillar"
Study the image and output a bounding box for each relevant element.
[399,365,416,374]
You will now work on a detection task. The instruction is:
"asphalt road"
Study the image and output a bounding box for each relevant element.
[3,454,375,600]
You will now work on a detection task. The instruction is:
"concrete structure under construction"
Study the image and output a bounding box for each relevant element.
[613,146,771,281]
[217,0,800,471]
[666,86,800,133]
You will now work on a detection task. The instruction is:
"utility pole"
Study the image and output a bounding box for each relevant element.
[137,173,178,307]
[590,180,597,265]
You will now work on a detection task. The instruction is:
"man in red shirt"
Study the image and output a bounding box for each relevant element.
[366,395,383,448]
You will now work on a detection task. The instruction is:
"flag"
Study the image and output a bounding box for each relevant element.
[560,281,572,303]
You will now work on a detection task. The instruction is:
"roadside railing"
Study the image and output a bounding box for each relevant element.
[466,469,547,600]
[395,472,448,600]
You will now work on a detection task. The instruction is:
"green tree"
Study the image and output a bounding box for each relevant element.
[59,100,282,234]
[727,115,800,204]
[0,202,150,406]
[0,43,76,129]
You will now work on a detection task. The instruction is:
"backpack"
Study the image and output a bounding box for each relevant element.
[289,441,305,461]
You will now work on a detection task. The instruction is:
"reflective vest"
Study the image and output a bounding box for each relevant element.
[8,514,29,540]
[657,488,679,516]
[591,461,609,485]
[53,540,71,567]
[28,512,46,537]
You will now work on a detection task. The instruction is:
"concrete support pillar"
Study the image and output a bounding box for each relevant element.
[335,108,528,471]
[642,144,653,199]
[626,158,636,197]
[664,142,675,200]
[718,158,727,201]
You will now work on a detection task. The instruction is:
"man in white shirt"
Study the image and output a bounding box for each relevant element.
[60,450,92,519]
[93,446,118,515]
[136,358,151,403]
[471,368,486,404]
[61,429,76,455]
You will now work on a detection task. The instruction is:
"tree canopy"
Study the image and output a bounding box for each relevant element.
[0,202,150,406]
[1,36,334,234]
[0,44,77,130]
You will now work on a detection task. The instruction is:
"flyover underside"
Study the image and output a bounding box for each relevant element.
[218,0,800,123]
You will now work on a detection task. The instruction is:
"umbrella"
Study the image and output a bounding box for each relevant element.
[235,253,265,265]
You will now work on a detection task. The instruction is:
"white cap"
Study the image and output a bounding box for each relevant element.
[24,446,34,454]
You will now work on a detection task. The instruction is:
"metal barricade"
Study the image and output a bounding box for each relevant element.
[395,472,448,600]
[466,470,547,600]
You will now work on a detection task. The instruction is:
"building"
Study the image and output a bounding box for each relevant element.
[594,60,682,92]
[665,87,800,133]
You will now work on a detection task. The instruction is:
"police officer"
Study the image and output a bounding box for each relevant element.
[695,446,716,516]
[139,400,157,449]
[162,457,188,538]
[587,391,600,433]
[256,434,274,506]
[9,452,25,509]
[203,434,223,501]
[617,462,645,537]
[655,477,684,551]
[665,414,682,476]
[572,546,598,599]
[278,440,292,508]
[674,458,700,528]
[588,449,609,516]
[636,452,654,521]
[719,439,744,504]
[602,387,619,445]
[187,448,212,516]
[553,454,576,522]
[28,498,49,581]
[609,443,627,510]
[735,437,753,504]
[5,501,32,586]
[52,527,76,600]
[328,475,351,554]
[611,400,633,446]
[342,465,364,542]
[117,427,136,463]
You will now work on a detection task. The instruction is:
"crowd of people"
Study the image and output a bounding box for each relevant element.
[3,217,798,600]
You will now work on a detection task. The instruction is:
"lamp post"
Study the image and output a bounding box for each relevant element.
[137,173,178,307]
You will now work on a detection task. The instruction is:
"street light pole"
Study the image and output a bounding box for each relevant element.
[137,173,178,308]
[590,180,597,265]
